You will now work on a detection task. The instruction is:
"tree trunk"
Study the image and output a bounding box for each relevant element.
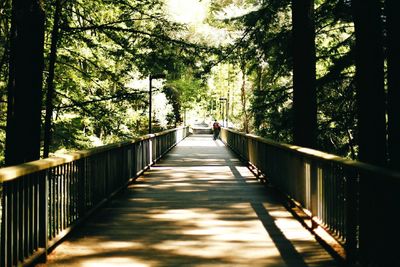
[291,0,317,148]
[352,0,386,166]
[240,60,249,133]
[352,1,386,265]
[43,0,63,158]
[5,0,45,166]
[386,0,400,170]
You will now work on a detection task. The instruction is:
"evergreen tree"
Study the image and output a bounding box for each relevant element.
[5,0,45,165]
[352,0,386,166]
[292,0,317,148]
[386,0,400,170]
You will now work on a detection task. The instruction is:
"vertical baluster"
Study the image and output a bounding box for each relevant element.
[62,164,67,230]
[59,166,63,231]
[52,168,56,238]
[39,170,48,260]
[59,165,63,230]
[310,161,318,228]
[326,168,331,230]
[104,152,107,198]
[51,168,56,237]
[70,162,74,223]
[70,163,75,222]
[345,168,358,264]
[66,163,70,227]
[132,144,136,178]
[19,177,25,262]
[57,166,61,235]
[13,180,19,265]
[88,157,92,209]
[78,158,86,218]
[68,162,72,224]
[324,167,327,226]
[340,167,345,239]
[23,176,28,259]
[1,182,11,267]
[88,157,92,208]
[27,175,32,256]
[33,173,38,252]
[51,168,55,237]
[337,167,342,237]
[31,174,36,253]
[11,182,15,266]
[332,169,339,236]
[142,141,146,170]
[138,142,141,172]
[47,170,52,240]
[317,167,323,223]
[332,166,337,235]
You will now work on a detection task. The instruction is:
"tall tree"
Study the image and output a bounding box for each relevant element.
[5,0,45,165]
[352,0,386,166]
[292,0,317,148]
[386,0,400,170]
[239,56,249,133]
[352,1,386,265]
[43,0,63,158]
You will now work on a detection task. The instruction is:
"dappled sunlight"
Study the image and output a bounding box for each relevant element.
[274,218,314,240]
[153,239,281,260]
[48,241,98,256]
[177,140,218,147]
[267,209,296,219]
[81,258,154,267]
[147,205,283,264]
[150,208,218,221]
[167,157,227,162]
[174,135,226,148]
[235,166,256,180]
[100,241,142,249]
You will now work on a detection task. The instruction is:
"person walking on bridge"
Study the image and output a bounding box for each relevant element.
[212,120,221,140]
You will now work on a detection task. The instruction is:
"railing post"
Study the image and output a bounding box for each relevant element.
[134,143,138,176]
[1,183,10,267]
[310,161,318,229]
[77,159,86,217]
[38,171,48,262]
[345,169,358,265]
[358,172,375,266]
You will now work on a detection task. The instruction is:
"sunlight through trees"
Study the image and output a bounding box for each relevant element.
[0,0,399,167]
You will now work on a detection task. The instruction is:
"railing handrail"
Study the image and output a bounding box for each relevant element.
[224,127,400,179]
[0,126,188,183]
[221,127,400,265]
[1,126,189,267]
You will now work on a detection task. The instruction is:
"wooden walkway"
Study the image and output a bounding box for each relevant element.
[39,135,338,267]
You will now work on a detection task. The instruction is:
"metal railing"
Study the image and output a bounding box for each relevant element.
[220,128,400,266]
[0,126,189,267]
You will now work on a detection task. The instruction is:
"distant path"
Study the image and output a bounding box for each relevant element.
[39,135,338,267]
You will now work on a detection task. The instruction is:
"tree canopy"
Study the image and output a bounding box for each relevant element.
[1,0,399,167]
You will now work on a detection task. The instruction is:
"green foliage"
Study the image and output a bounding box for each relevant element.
[0,0,218,163]
[208,0,357,158]
[0,0,360,163]
[51,117,92,152]
[0,0,11,164]
[164,71,209,125]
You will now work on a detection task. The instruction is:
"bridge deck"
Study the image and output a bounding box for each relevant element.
[40,135,338,266]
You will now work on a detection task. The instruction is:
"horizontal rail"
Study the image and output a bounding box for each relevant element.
[220,128,400,266]
[0,128,188,183]
[0,126,189,267]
